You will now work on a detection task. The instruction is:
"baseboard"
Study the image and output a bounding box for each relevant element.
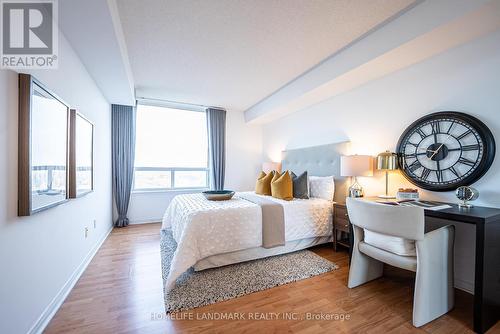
[455,277,474,295]
[27,224,114,334]
[129,219,162,225]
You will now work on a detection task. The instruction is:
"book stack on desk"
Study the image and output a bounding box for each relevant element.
[396,188,420,201]
[376,199,452,211]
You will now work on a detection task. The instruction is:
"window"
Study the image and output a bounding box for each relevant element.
[133,103,209,191]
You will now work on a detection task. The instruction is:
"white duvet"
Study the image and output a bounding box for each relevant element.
[161,191,333,291]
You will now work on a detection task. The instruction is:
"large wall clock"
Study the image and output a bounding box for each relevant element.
[396,111,495,192]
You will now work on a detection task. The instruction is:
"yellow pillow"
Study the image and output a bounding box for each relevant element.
[255,171,274,195]
[271,171,293,201]
[271,170,281,183]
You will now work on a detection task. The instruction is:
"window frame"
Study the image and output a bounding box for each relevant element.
[132,101,210,193]
[132,166,209,192]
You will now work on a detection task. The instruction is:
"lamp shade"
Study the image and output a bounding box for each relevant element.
[377,151,398,170]
[340,155,373,177]
[262,162,281,173]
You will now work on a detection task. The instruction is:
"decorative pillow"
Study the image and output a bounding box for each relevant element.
[309,176,335,201]
[271,170,281,184]
[255,171,274,195]
[290,171,309,199]
[364,229,416,256]
[271,171,293,201]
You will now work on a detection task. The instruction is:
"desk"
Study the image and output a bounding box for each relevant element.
[352,200,500,333]
[424,204,500,334]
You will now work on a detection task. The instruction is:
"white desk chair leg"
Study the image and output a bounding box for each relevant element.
[348,225,384,288]
[413,225,455,327]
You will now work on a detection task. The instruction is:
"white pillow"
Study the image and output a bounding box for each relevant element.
[364,229,416,256]
[309,176,335,201]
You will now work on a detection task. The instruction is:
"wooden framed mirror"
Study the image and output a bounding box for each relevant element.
[18,74,70,216]
[69,110,94,198]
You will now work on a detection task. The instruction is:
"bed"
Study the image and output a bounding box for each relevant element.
[161,142,350,291]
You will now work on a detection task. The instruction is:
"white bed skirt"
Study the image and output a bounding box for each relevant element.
[194,235,333,271]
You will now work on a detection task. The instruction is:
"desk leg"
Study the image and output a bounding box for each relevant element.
[474,220,500,333]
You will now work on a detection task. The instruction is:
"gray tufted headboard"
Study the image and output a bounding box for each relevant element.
[281,141,350,202]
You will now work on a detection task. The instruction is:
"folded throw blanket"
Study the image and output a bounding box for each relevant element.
[237,193,285,248]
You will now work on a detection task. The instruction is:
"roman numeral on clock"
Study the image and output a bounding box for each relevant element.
[415,128,427,139]
[435,169,443,182]
[457,130,472,140]
[405,153,417,159]
[408,160,422,172]
[421,168,431,180]
[431,121,441,134]
[458,157,476,167]
[462,144,480,151]
[446,121,455,134]
[449,166,460,178]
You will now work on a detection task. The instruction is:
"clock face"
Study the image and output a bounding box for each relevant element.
[396,112,495,191]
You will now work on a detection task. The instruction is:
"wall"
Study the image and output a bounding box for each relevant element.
[263,30,500,207]
[128,109,262,223]
[262,30,500,292]
[0,34,112,333]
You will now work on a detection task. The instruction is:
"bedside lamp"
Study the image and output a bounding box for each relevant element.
[262,162,281,173]
[377,151,398,199]
[340,155,373,198]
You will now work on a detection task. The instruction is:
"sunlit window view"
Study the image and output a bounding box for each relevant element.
[134,104,208,190]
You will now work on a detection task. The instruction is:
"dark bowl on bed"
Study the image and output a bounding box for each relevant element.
[202,190,235,201]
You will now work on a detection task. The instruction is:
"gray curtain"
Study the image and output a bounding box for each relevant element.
[111,104,136,227]
[206,108,226,190]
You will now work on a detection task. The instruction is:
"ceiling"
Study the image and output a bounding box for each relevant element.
[244,0,500,123]
[116,0,416,111]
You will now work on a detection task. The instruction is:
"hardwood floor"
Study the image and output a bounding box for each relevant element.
[46,223,497,334]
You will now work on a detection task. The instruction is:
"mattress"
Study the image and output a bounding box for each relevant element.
[161,191,333,291]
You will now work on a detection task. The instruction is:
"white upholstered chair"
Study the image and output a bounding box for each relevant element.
[346,198,455,327]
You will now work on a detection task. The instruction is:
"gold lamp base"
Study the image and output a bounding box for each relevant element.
[377,151,398,200]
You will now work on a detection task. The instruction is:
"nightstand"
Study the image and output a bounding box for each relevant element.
[333,203,352,256]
